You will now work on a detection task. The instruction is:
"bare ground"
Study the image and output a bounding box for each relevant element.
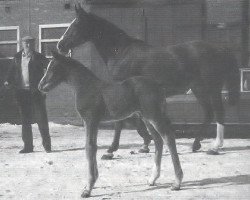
[0,123,250,200]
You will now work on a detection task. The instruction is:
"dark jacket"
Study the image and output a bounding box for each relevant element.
[5,50,49,92]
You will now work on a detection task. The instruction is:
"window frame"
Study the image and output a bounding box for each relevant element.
[240,68,250,93]
[0,26,20,59]
[39,23,70,58]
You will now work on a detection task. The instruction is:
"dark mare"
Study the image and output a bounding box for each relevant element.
[57,5,240,154]
[38,51,183,198]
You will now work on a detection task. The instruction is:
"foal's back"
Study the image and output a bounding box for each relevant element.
[101,76,165,121]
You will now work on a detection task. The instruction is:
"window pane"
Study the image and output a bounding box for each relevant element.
[242,71,250,92]
[0,29,17,41]
[41,42,57,57]
[41,27,68,39]
[0,44,17,58]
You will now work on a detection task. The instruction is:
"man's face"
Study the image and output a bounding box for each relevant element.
[22,40,35,52]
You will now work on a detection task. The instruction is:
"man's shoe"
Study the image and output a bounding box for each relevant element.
[43,144,51,153]
[19,148,33,154]
[45,148,52,153]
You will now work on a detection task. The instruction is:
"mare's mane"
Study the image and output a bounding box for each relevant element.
[87,12,144,45]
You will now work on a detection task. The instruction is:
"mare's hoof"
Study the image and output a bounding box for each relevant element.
[138,147,150,153]
[81,190,90,198]
[171,184,181,191]
[192,141,201,152]
[101,153,114,160]
[207,149,220,155]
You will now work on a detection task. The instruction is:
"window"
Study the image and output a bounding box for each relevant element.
[241,68,250,92]
[0,26,19,59]
[39,24,70,58]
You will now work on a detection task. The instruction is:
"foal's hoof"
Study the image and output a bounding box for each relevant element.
[138,146,150,153]
[207,149,220,155]
[192,141,201,152]
[81,190,90,198]
[101,153,114,160]
[148,180,156,186]
[171,184,181,191]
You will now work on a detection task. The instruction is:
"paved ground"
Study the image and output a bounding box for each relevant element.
[0,123,250,199]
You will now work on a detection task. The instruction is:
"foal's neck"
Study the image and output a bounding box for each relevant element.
[67,65,102,93]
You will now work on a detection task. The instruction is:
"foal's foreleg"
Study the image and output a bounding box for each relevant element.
[152,119,183,190]
[82,120,99,198]
[144,121,163,185]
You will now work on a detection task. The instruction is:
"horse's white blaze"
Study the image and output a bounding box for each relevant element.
[40,60,52,85]
[57,18,76,46]
[213,122,224,149]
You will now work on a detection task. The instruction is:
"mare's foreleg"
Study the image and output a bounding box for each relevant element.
[207,92,225,155]
[135,117,152,153]
[108,121,123,153]
[81,118,99,198]
[101,121,123,160]
[191,85,213,152]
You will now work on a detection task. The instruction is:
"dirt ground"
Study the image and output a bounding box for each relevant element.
[0,123,250,200]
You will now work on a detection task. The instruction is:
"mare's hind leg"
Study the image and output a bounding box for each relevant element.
[135,117,152,153]
[151,117,183,190]
[102,121,123,160]
[207,91,225,155]
[191,84,214,152]
[143,121,163,185]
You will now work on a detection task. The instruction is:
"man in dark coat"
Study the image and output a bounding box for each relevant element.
[4,36,51,153]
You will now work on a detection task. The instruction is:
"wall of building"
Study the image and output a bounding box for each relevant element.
[0,0,247,125]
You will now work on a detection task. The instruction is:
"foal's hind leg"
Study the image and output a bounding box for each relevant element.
[143,121,163,185]
[81,118,99,198]
[102,121,123,160]
[191,85,214,152]
[208,91,225,154]
[151,117,183,190]
[135,118,152,153]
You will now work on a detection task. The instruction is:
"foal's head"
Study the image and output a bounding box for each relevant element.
[38,51,68,93]
[57,4,93,54]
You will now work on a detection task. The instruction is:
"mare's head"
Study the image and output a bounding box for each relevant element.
[38,51,68,93]
[57,4,93,54]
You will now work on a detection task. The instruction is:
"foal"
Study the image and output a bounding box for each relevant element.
[38,51,183,198]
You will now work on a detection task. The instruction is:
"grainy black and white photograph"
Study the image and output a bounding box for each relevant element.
[0,0,250,199]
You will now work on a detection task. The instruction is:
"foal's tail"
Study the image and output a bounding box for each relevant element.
[224,52,240,105]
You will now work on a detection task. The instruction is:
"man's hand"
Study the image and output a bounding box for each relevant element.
[4,81,10,89]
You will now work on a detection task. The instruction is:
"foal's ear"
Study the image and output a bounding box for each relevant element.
[51,50,60,59]
[75,3,88,18]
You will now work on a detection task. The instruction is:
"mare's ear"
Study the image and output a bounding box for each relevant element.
[75,3,88,18]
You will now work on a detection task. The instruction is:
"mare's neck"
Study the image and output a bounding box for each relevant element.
[91,30,137,64]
